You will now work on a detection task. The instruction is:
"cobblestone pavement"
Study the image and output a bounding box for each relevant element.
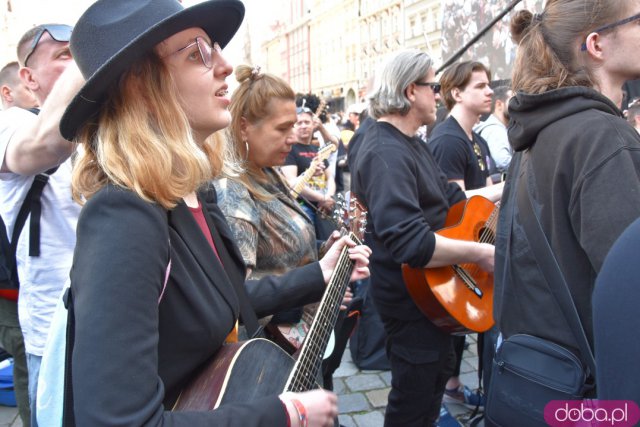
[335,334,484,427]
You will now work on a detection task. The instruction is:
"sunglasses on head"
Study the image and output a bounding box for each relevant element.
[23,24,73,67]
[296,106,313,115]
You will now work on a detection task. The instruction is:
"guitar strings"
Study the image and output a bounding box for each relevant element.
[287,233,358,392]
[290,233,362,391]
[455,205,499,293]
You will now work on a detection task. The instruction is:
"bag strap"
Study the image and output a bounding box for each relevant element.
[516,152,597,377]
[4,106,59,285]
[62,287,75,427]
[5,171,59,288]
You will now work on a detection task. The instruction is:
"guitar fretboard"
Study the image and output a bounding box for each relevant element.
[284,231,361,392]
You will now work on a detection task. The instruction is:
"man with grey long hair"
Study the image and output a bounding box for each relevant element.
[351,49,501,426]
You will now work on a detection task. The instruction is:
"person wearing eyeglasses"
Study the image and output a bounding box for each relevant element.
[492,0,640,415]
[350,49,499,427]
[55,1,371,426]
[0,23,83,427]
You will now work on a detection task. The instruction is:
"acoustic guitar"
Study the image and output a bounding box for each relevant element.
[172,198,367,411]
[401,196,499,335]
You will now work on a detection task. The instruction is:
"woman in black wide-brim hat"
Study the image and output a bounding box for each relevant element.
[57,0,371,425]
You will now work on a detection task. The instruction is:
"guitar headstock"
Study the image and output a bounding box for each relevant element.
[348,193,367,243]
[314,98,327,118]
[333,192,367,242]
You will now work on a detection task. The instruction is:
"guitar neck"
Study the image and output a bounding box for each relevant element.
[285,231,361,392]
[291,163,319,196]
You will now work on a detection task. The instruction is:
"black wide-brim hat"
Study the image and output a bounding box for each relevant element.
[60,0,245,141]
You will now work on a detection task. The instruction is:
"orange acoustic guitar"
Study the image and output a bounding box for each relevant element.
[401,196,499,335]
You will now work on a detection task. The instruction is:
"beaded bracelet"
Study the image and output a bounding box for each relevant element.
[290,399,308,427]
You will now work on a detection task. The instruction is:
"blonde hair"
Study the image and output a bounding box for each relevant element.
[72,52,225,209]
[511,0,630,94]
[225,64,295,201]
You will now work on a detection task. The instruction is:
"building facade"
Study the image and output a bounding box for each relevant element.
[256,0,540,113]
[259,0,444,113]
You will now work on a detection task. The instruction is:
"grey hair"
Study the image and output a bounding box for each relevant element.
[368,49,433,119]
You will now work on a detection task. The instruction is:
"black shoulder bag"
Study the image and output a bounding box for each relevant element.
[485,152,596,427]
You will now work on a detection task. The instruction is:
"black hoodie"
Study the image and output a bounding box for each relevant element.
[495,86,640,356]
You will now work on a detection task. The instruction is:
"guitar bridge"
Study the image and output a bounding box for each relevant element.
[452,265,483,298]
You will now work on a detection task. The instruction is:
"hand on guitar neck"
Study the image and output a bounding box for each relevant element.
[318,234,370,285]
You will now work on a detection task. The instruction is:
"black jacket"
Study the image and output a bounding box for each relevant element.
[495,87,640,354]
[70,183,325,426]
[352,121,465,321]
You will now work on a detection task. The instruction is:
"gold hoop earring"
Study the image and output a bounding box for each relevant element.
[244,140,250,161]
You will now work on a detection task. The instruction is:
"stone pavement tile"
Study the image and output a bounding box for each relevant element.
[333,360,358,377]
[338,393,370,413]
[365,388,390,408]
[459,371,479,390]
[379,370,391,386]
[463,356,479,372]
[338,414,357,427]
[0,406,17,427]
[341,347,353,362]
[332,377,346,394]
[459,359,475,375]
[344,374,386,392]
[353,410,385,427]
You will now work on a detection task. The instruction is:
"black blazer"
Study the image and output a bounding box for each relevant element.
[70,183,325,426]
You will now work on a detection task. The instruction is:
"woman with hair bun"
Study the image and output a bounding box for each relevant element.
[215,65,351,354]
[217,64,317,283]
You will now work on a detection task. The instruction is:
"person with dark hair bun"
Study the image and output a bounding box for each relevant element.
[509,9,533,45]
[494,0,640,406]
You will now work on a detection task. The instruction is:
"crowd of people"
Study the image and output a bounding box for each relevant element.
[0,0,639,426]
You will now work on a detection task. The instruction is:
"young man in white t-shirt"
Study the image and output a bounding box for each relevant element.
[0,25,83,427]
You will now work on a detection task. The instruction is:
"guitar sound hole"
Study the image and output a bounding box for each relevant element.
[478,226,495,244]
